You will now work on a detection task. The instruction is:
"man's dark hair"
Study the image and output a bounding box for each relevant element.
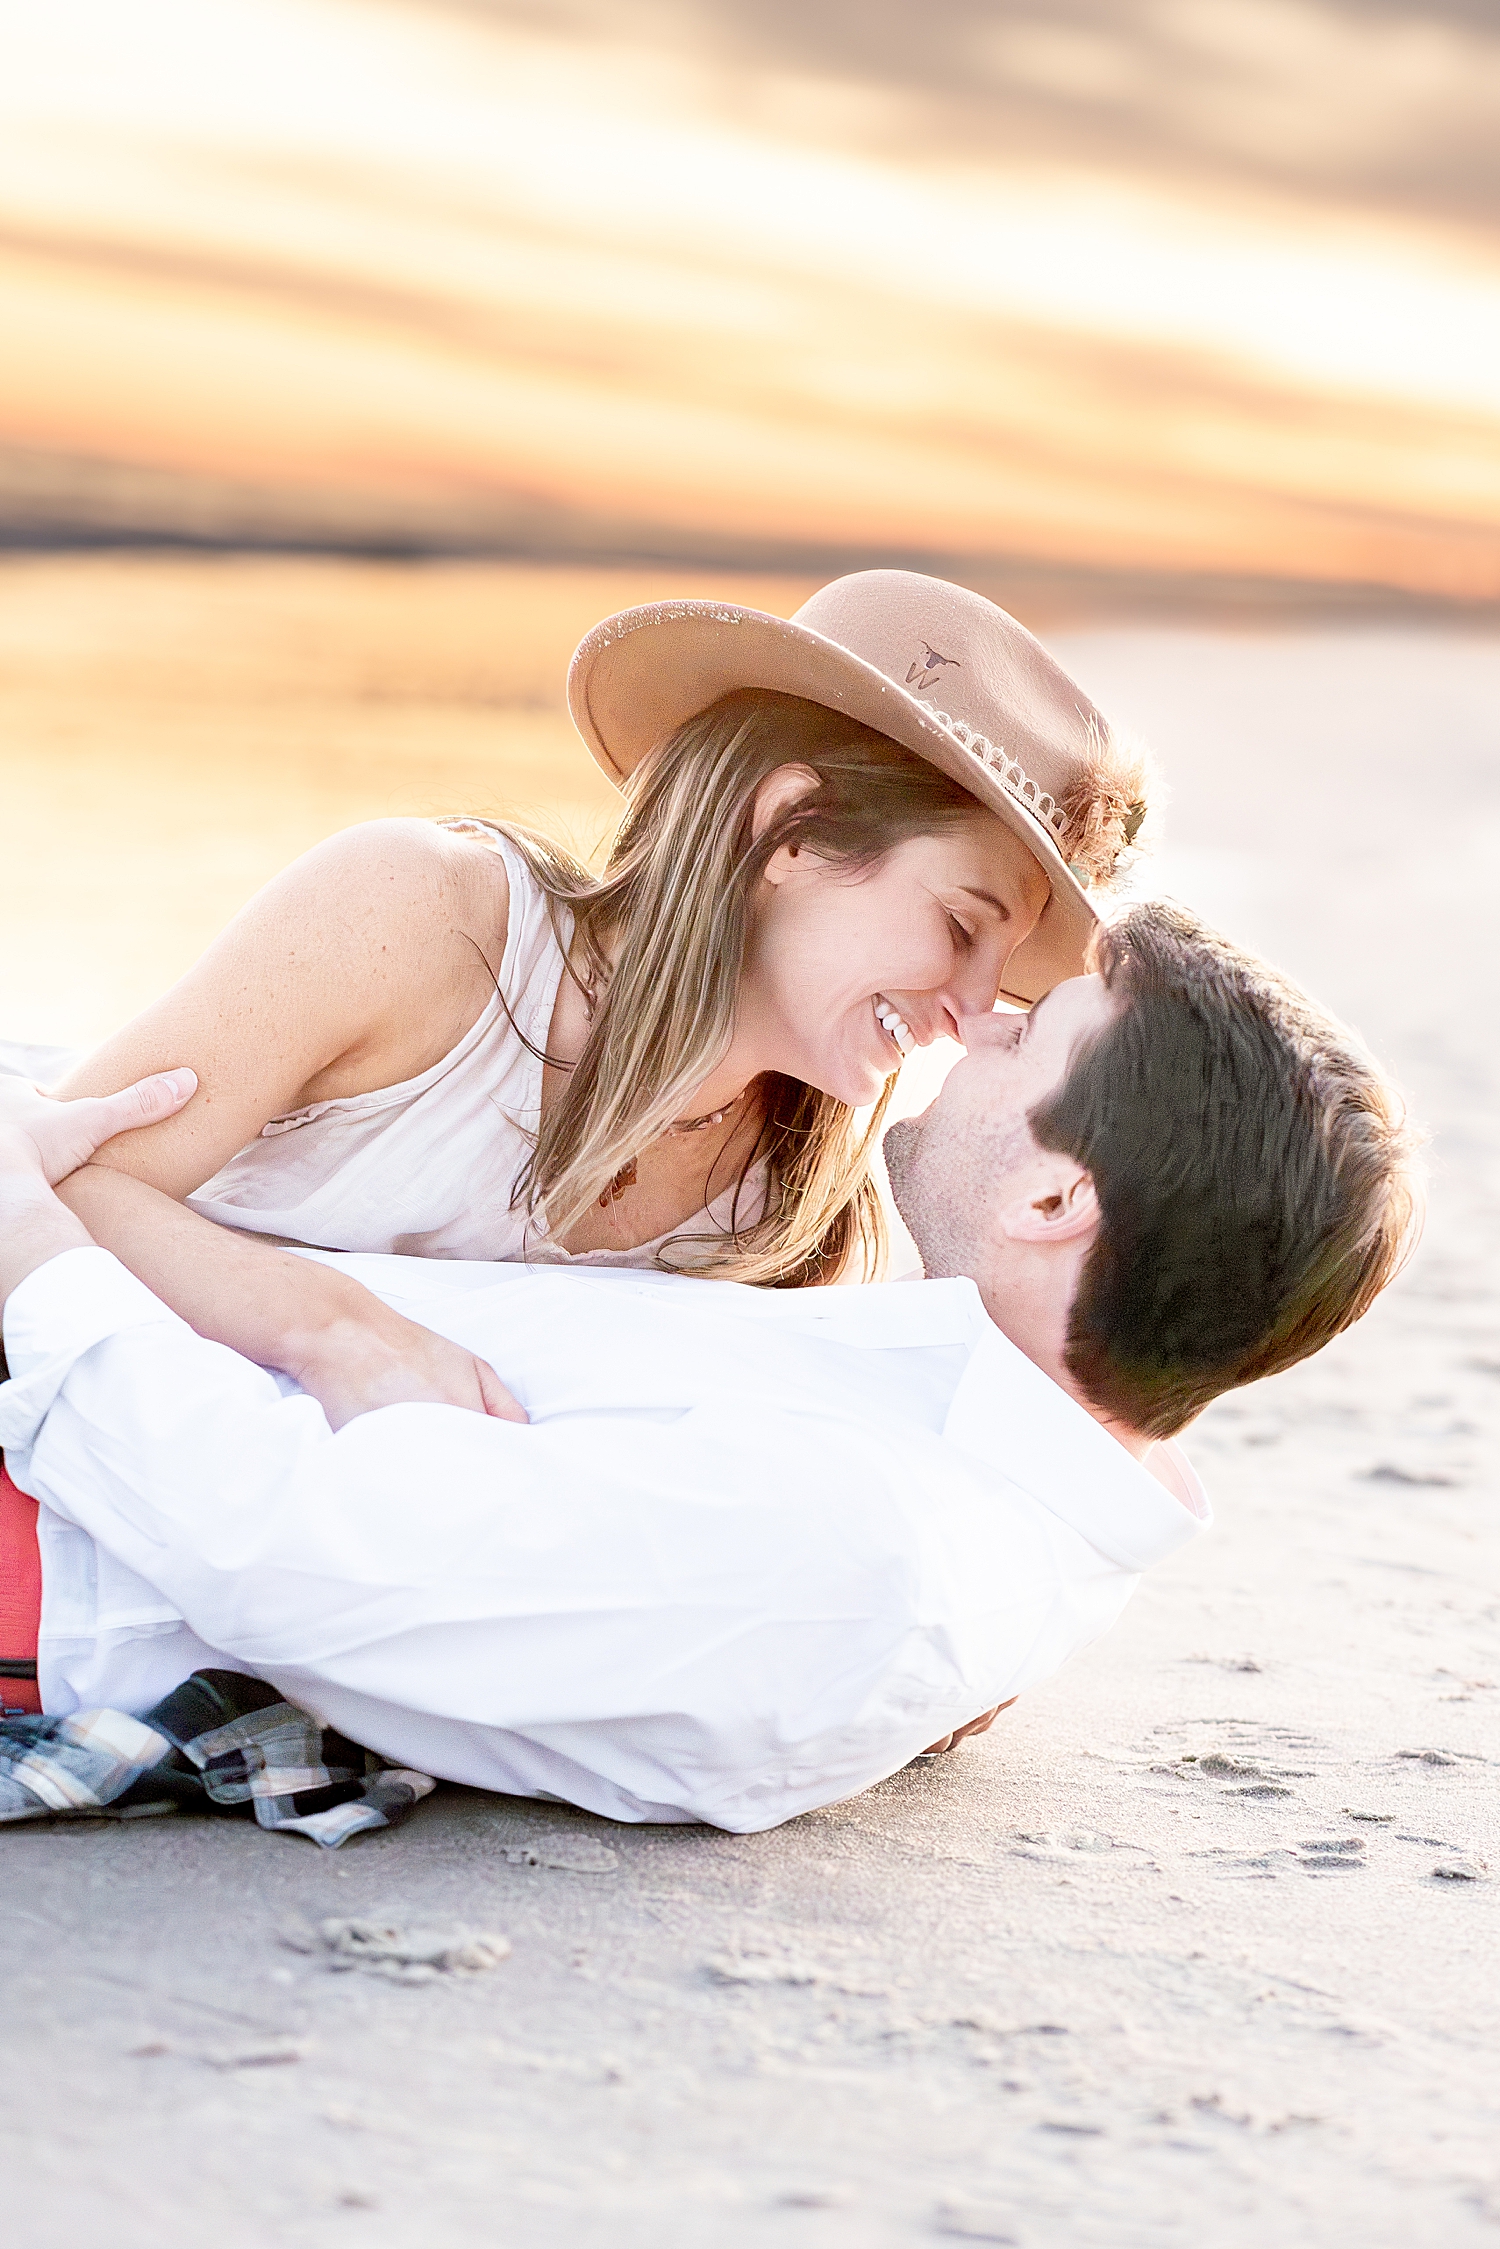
[1029,901,1423,1440]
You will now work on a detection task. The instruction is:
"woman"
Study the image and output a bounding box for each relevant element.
[49,570,1149,1427]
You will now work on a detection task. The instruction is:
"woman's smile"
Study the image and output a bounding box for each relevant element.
[873,993,916,1060]
[742,815,1052,1110]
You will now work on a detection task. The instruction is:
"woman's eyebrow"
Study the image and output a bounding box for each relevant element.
[958,885,1009,915]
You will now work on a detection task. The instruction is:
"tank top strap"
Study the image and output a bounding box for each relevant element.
[443,820,573,1054]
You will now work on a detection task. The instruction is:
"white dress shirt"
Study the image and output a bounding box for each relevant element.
[0,1247,1208,1832]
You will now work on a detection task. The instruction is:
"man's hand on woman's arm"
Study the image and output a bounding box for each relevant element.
[0,1071,197,1308]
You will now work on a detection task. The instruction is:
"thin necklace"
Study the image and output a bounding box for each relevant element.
[668,1098,738,1135]
[598,1092,742,1207]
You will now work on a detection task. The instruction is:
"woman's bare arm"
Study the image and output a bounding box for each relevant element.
[50,820,524,1426]
[56,1168,525,1427]
[55,818,505,1194]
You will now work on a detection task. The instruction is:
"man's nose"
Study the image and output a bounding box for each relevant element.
[954,1007,1026,1051]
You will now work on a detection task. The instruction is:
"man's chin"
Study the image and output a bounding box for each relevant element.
[880,1112,922,1219]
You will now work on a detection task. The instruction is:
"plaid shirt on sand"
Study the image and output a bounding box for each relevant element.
[0,1670,434,1849]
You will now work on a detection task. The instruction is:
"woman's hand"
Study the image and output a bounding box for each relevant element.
[54,1160,529,1435]
[0,1073,525,1432]
[282,1301,528,1433]
[0,1069,198,1184]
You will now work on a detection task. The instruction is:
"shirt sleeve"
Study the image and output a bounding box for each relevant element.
[0,1247,1121,1833]
[1,1247,179,1419]
[0,1244,337,1562]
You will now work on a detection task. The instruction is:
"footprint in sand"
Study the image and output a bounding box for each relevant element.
[1007,1829,1129,1858]
[1143,1719,1324,1805]
[1296,1838,1367,1872]
[1158,1752,1302,1798]
[1191,1840,1367,1878]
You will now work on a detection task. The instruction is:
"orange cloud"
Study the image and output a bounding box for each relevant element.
[2,0,1497,598]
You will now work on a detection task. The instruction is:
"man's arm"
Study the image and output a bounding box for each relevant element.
[0,1074,364,1648]
[0,1175,92,1301]
[0,1072,198,1306]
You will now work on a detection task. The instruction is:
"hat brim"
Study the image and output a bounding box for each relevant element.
[568,599,1098,1007]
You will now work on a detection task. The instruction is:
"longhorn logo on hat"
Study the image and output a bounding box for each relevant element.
[905,644,960,694]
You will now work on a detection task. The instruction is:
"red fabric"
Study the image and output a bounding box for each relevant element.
[0,1459,43,1713]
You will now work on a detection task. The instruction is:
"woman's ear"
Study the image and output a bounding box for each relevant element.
[998,1157,1100,1246]
[751,763,822,857]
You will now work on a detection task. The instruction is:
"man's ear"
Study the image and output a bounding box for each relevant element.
[998,1156,1100,1246]
[753,763,822,878]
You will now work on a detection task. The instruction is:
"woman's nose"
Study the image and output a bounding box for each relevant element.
[957,938,1017,1014]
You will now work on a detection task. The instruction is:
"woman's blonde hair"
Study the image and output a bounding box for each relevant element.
[450,689,1146,1287]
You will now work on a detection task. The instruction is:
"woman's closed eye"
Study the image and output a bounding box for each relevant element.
[947,911,976,950]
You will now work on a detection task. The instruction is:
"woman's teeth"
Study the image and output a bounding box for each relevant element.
[874,996,915,1058]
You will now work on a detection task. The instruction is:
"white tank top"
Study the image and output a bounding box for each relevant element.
[184,832,766,1269]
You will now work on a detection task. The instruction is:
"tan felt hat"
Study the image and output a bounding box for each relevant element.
[569,569,1111,1006]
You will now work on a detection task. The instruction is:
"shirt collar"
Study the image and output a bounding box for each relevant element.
[937,1282,1211,1570]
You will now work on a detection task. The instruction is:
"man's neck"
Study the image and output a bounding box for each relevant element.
[1085,1406,1158,1466]
[1026,1349,1158,1467]
[958,1271,1158,1464]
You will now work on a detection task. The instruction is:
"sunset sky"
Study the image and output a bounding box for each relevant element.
[2,0,1498,596]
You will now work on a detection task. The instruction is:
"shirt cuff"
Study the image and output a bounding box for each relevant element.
[0,1246,176,1450]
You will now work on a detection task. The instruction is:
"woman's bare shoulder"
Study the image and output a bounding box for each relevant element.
[256,818,513,1063]
[280,817,509,942]
[57,819,514,1191]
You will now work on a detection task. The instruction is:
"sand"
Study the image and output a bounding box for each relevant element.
[1,559,1498,2246]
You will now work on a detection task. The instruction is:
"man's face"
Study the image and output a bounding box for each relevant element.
[882,974,1118,1280]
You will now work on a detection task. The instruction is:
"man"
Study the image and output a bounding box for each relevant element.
[0,904,1419,1831]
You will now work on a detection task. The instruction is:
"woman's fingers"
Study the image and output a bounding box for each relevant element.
[290,1308,529,1428]
[476,1358,529,1424]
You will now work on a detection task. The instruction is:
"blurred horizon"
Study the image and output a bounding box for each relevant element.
[3,0,1499,616]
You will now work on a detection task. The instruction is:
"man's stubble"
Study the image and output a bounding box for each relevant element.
[883,1102,1032,1283]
